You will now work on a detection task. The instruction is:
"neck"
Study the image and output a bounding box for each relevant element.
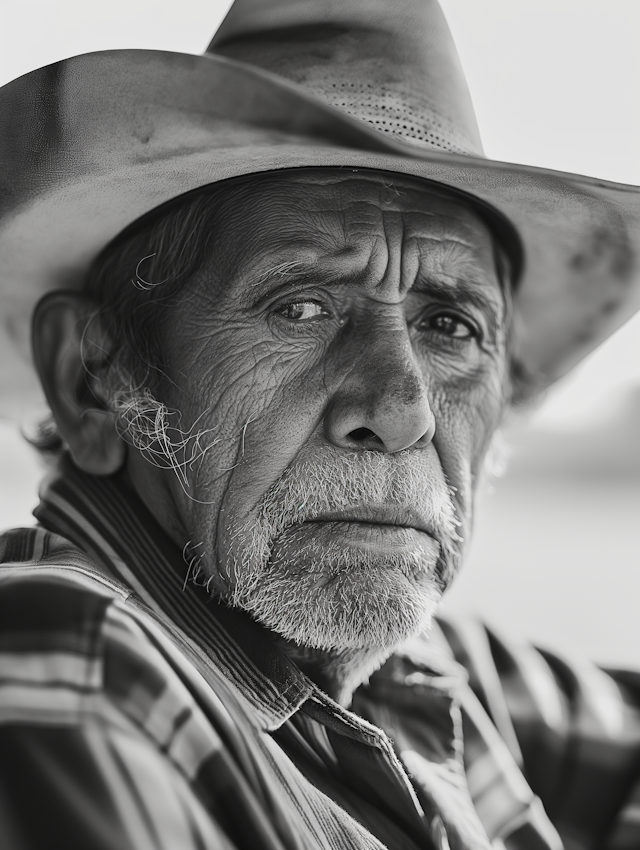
[274,638,391,707]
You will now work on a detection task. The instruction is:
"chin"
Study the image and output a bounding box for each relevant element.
[249,571,442,652]
[229,531,446,652]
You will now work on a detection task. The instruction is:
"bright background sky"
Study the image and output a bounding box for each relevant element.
[1,0,639,663]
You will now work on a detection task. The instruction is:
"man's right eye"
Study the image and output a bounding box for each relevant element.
[276,301,330,321]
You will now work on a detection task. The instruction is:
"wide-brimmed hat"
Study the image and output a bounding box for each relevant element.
[1,0,639,418]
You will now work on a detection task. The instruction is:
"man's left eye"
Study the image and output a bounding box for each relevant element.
[276,301,330,321]
[419,312,477,339]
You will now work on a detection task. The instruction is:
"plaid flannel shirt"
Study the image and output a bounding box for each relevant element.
[0,459,638,849]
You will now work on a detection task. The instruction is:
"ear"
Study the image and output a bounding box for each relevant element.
[31,291,126,475]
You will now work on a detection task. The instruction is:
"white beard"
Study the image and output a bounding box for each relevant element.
[223,447,460,652]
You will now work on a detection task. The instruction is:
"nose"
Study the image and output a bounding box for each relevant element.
[324,326,435,454]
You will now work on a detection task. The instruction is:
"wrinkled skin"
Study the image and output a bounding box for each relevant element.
[37,170,510,705]
[121,171,509,701]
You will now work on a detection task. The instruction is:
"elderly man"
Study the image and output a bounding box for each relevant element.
[1,1,640,849]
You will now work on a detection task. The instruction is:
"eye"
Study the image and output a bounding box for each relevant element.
[419,311,477,340]
[275,300,331,322]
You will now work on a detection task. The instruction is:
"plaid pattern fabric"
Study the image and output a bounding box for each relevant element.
[0,460,634,849]
[438,618,640,850]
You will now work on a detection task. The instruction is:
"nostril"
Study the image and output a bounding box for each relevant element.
[349,427,383,445]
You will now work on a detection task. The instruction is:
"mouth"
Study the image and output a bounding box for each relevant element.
[307,507,436,539]
[269,507,445,581]
[291,512,443,578]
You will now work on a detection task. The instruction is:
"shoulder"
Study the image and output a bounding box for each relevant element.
[0,524,161,734]
[0,528,240,850]
[434,614,640,848]
[0,526,234,767]
[0,526,129,727]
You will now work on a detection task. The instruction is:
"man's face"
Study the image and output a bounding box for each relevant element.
[137,171,509,653]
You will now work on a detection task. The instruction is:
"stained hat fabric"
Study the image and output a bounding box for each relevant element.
[1,0,639,418]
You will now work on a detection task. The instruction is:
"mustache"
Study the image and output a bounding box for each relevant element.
[244,446,461,584]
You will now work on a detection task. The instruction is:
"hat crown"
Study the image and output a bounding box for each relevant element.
[208,0,483,156]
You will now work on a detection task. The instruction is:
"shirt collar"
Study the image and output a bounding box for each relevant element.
[34,457,313,730]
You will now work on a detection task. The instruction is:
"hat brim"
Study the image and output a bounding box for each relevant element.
[1,49,639,418]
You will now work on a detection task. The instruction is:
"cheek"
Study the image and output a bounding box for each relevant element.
[167,319,335,525]
[428,359,507,531]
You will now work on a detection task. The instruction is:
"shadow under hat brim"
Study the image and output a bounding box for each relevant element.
[1,48,639,419]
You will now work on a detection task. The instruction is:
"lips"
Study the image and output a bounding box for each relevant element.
[307,506,436,539]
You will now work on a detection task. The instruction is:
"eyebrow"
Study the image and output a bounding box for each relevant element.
[238,258,339,307]
[247,259,320,289]
[412,273,504,325]
[241,255,505,331]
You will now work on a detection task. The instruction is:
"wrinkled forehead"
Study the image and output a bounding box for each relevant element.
[215,169,499,283]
